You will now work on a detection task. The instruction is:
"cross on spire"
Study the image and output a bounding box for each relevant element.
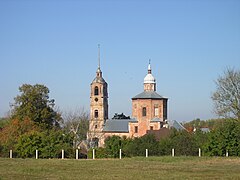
[148,59,152,74]
[96,44,102,77]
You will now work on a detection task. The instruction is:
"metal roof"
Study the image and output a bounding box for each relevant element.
[132,91,167,100]
[103,119,137,132]
[169,120,186,131]
[92,77,106,84]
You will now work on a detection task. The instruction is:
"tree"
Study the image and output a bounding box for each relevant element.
[170,130,199,156]
[11,84,62,129]
[212,68,240,120]
[0,118,38,157]
[16,129,74,158]
[204,119,240,156]
[112,113,130,119]
[62,108,89,149]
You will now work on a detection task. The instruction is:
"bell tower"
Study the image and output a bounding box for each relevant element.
[88,45,108,147]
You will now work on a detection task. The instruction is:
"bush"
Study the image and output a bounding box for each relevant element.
[87,148,107,159]
[15,129,74,158]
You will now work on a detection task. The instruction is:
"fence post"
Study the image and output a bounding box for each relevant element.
[199,148,201,157]
[93,149,95,159]
[36,150,38,159]
[9,150,12,159]
[62,149,64,159]
[226,150,229,157]
[119,149,122,159]
[76,149,79,160]
[172,149,175,157]
[146,149,148,158]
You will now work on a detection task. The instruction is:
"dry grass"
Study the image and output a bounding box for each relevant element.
[0,156,240,179]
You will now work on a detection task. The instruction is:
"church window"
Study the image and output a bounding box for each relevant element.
[154,107,159,116]
[134,126,138,133]
[94,86,99,95]
[94,110,98,118]
[142,107,147,117]
[150,126,153,130]
[95,125,97,129]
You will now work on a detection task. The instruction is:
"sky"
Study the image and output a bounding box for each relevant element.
[0,0,239,122]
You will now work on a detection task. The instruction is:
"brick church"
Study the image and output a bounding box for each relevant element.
[88,49,168,147]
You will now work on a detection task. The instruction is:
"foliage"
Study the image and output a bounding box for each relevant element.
[170,130,199,156]
[11,84,62,129]
[16,129,74,158]
[183,118,225,131]
[87,147,107,159]
[158,137,172,155]
[0,118,38,157]
[204,119,240,156]
[0,117,10,129]
[104,135,132,158]
[112,113,130,119]
[125,134,159,157]
[212,68,240,120]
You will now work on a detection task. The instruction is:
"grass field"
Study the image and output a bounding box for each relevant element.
[0,156,240,179]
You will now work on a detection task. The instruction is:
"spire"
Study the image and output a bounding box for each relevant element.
[96,44,102,77]
[98,44,101,69]
[148,59,152,74]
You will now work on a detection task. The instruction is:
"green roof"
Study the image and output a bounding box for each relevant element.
[132,91,167,100]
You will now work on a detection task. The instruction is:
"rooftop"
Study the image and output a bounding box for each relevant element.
[132,91,167,100]
[103,118,137,132]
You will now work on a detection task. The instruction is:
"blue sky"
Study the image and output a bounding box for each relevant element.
[0,0,239,122]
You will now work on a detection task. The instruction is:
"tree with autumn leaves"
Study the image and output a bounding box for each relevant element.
[0,84,73,158]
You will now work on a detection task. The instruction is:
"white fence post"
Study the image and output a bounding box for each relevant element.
[10,150,12,159]
[172,149,175,157]
[9,150,12,159]
[119,149,122,159]
[36,150,38,159]
[76,149,79,160]
[226,150,229,157]
[93,149,95,159]
[146,149,148,158]
[62,149,64,159]
[199,148,201,157]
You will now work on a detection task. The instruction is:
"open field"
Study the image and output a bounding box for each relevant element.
[0,156,240,179]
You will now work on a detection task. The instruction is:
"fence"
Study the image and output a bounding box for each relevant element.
[5,148,231,159]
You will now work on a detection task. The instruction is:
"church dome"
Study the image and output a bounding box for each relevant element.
[144,73,156,84]
[144,62,156,84]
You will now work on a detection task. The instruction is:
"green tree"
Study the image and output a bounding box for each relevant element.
[204,119,240,156]
[212,68,240,120]
[104,135,123,158]
[16,129,74,158]
[12,84,62,129]
[125,134,159,157]
[0,118,38,157]
[170,130,198,156]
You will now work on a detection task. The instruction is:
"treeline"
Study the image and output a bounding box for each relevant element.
[0,84,88,158]
[89,119,240,158]
[183,118,225,131]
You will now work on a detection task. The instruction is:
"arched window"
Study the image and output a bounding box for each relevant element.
[94,110,98,118]
[142,107,147,117]
[94,86,99,95]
